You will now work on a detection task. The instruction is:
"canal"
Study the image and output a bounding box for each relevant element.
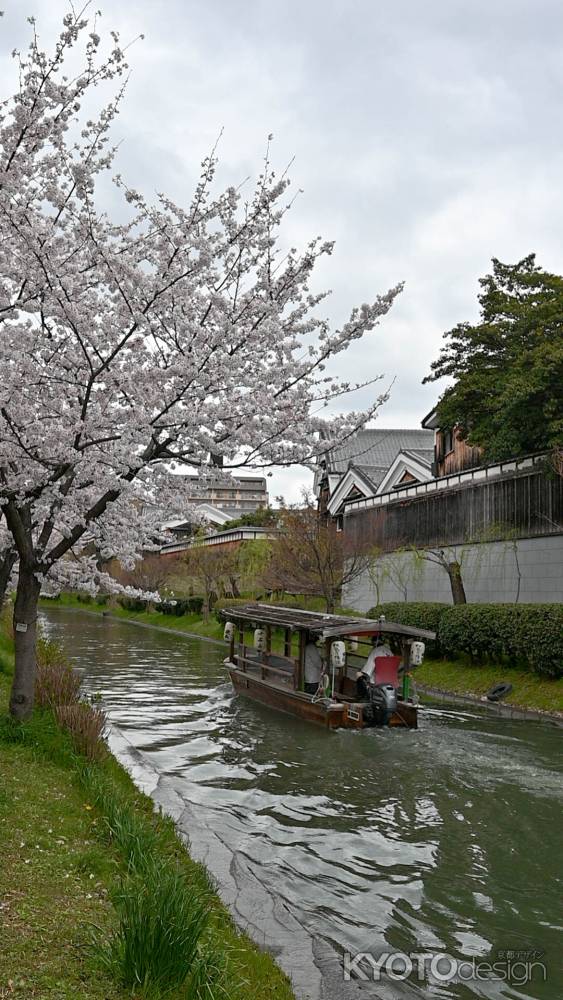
[40,608,562,1000]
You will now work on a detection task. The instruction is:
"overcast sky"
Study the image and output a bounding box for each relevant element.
[2,1,562,503]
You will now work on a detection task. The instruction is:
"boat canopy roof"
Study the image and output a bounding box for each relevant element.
[220,603,436,641]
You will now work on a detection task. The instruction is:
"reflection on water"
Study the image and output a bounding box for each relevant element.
[40,609,563,1000]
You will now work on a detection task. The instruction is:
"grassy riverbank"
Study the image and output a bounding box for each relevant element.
[41,592,227,642]
[417,658,563,715]
[40,594,563,716]
[0,635,295,999]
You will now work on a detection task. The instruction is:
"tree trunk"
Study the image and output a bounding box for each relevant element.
[325,593,336,614]
[9,565,41,721]
[447,561,467,605]
[0,548,17,607]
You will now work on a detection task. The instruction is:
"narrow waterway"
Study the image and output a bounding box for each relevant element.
[40,609,562,1000]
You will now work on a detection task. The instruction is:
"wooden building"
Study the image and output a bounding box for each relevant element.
[421,409,483,477]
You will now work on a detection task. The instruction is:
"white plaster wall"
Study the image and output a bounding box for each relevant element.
[344,535,563,612]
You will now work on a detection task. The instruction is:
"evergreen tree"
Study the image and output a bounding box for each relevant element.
[425,255,563,460]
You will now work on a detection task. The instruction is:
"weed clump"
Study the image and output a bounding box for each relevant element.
[53,701,107,761]
[99,859,217,996]
[34,636,107,761]
[35,642,81,708]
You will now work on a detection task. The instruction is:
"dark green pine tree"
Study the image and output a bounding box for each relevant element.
[424,255,563,461]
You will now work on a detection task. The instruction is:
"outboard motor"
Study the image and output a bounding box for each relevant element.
[364,682,398,727]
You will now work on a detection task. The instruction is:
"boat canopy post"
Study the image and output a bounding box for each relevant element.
[325,638,334,695]
[283,628,291,659]
[401,640,410,700]
[238,623,245,672]
[261,625,272,679]
[297,631,306,692]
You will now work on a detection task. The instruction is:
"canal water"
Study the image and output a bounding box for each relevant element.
[40,609,562,1000]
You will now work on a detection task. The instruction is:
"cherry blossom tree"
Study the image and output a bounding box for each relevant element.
[0,522,16,606]
[0,8,401,719]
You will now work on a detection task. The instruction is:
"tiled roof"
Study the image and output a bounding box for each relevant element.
[325,429,434,474]
[402,448,435,465]
[354,465,388,489]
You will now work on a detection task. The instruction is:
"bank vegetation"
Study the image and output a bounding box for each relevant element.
[0,611,295,1000]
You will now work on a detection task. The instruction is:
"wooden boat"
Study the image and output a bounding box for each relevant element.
[220,604,436,730]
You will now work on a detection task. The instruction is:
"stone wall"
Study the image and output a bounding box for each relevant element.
[344,534,563,612]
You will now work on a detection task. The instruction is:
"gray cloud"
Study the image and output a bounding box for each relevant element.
[2,0,562,502]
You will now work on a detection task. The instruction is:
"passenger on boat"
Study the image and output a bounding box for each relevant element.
[304,635,323,694]
[356,638,394,698]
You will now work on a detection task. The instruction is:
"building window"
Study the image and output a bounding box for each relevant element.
[443,429,453,455]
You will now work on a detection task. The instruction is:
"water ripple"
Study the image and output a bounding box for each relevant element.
[40,609,563,1000]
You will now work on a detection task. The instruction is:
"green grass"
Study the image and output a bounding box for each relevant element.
[0,640,296,1000]
[0,695,129,999]
[0,628,14,674]
[97,859,213,997]
[417,657,563,714]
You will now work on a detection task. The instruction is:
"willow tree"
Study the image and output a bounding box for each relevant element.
[0,10,401,719]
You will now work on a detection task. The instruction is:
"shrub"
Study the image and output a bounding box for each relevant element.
[517,605,563,678]
[438,605,519,664]
[368,602,448,657]
[118,596,148,613]
[368,601,563,678]
[53,701,107,761]
[160,596,205,617]
[439,603,563,678]
[186,596,204,615]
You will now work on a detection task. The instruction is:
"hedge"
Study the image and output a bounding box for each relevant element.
[117,596,205,616]
[368,603,448,657]
[368,602,563,678]
[159,597,204,616]
[439,604,563,679]
[118,595,149,613]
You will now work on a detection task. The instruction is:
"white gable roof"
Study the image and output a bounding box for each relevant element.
[162,503,231,530]
[375,451,433,495]
[327,467,379,516]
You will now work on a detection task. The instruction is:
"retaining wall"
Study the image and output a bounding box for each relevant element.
[344,534,563,612]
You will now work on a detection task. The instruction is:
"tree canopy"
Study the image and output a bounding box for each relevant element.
[424,255,563,461]
[221,507,278,531]
[0,10,400,718]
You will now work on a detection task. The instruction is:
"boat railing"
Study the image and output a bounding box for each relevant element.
[234,647,297,687]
